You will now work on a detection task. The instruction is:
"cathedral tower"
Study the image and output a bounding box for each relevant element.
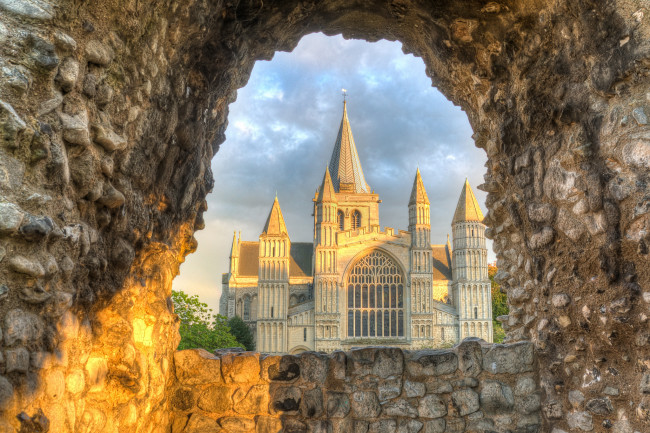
[257,197,290,353]
[409,169,433,318]
[451,180,492,342]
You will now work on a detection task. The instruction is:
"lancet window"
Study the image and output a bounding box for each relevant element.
[351,210,361,230]
[346,250,404,338]
[337,211,344,231]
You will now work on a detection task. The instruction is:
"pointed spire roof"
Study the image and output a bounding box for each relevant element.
[328,101,370,193]
[230,231,239,258]
[262,196,288,235]
[317,168,337,202]
[452,179,484,224]
[409,168,430,205]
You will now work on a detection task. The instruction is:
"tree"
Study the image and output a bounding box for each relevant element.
[228,316,256,351]
[172,290,243,351]
[488,264,509,343]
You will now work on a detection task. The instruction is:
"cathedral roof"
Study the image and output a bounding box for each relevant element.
[237,241,313,277]
[409,168,430,205]
[452,179,484,224]
[328,101,371,193]
[262,196,288,236]
[316,168,337,202]
[431,244,453,280]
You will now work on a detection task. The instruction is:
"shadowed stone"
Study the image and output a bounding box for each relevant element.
[219,416,255,432]
[351,391,380,418]
[457,339,482,377]
[418,394,447,419]
[480,380,514,414]
[300,387,323,418]
[327,392,350,418]
[483,342,534,374]
[407,350,457,377]
[300,352,328,383]
[451,389,479,416]
[271,386,301,414]
[382,398,418,418]
[256,416,282,433]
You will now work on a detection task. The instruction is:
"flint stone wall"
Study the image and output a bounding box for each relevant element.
[171,340,541,433]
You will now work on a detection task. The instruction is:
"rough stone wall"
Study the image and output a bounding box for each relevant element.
[0,0,647,432]
[171,341,540,433]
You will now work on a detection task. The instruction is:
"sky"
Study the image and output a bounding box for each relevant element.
[172,33,493,313]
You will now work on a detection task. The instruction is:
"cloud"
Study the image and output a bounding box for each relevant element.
[172,33,492,312]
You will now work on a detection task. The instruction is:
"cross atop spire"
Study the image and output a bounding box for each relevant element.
[328,100,371,193]
[262,196,288,235]
[452,179,484,224]
[409,167,430,205]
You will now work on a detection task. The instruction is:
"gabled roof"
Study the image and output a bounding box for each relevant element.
[262,197,288,236]
[237,241,314,278]
[431,244,452,280]
[328,101,371,193]
[316,168,337,202]
[409,168,430,205]
[452,179,484,224]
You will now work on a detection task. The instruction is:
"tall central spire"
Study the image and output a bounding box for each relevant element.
[328,101,371,193]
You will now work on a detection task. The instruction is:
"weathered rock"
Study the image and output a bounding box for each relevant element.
[552,294,571,308]
[404,380,425,398]
[567,411,593,431]
[382,398,418,418]
[350,391,380,418]
[85,40,114,66]
[55,58,79,92]
[407,350,457,377]
[378,377,402,401]
[457,339,482,377]
[483,342,534,374]
[271,386,301,414]
[3,309,43,346]
[423,419,445,433]
[300,388,323,418]
[175,349,223,385]
[397,419,423,433]
[300,352,328,383]
[417,394,447,419]
[59,110,90,146]
[5,347,30,373]
[234,384,269,414]
[0,202,23,233]
[19,215,54,241]
[450,388,479,416]
[369,420,396,433]
[0,100,26,148]
[480,380,514,413]
[92,117,127,151]
[0,0,53,19]
[326,392,350,418]
[222,352,260,383]
[0,375,13,410]
[585,397,613,415]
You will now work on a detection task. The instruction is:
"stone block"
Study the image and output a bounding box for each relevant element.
[266,355,300,382]
[482,342,534,374]
[3,309,43,346]
[450,388,479,416]
[397,419,423,433]
[234,384,270,414]
[566,411,593,431]
[443,418,464,433]
[568,390,585,408]
[256,416,282,433]
[197,385,232,413]
[378,377,402,401]
[516,393,541,415]
[369,419,396,433]
[300,352,328,383]
[423,419,445,433]
[457,339,482,377]
[350,391,380,418]
[86,356,108,392]
[349,347,403,378]
[282,418,308,433]
[480,380,514,414]
[418,394,447,419]
[404,380,425,398]
[55,58,79,92]
[425,379,452,394]
[219,416,255,432]
[8,255,45,278]
[271,386,301,414]
[85,40,114,65]
[0,202,23,233]
[175,349,223,385]
[5,348,29,373]
[59,110,90,146]
[585,397,613,415]
[326,392,350,418]
[0,375,13,410]
[406,350,457,377]
[382,398,418,418]
[172,387,196,411]
[514,376,537,396]
[45,369,65,399]
[309,420,331,433]
[300,387,323,418]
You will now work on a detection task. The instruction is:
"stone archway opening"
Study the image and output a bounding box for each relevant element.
[0,1,647,432]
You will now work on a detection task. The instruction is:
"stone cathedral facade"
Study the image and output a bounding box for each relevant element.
[220,102,492,354]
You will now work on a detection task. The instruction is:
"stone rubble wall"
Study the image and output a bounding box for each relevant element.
[171,341,541,433]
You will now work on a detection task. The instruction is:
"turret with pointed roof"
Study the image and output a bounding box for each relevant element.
[262,196,288,236]
[316,168,337,203]
[328,101,370,193]
[452,179,484,224]
[409,167,430,205]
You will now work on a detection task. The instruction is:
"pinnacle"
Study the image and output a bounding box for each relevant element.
[452,180,484,224]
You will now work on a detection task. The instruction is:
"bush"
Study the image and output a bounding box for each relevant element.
[228,316,255,351]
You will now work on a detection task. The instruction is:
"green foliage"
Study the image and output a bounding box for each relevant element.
[172,290,242,351]
[488,264,509,343]
[228,316,256,351]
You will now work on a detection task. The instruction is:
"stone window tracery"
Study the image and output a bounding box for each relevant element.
[346,250,404,338]
[351,210,361,230]
[337,210,344,231]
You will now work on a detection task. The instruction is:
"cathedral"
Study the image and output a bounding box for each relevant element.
[219,101,492,354]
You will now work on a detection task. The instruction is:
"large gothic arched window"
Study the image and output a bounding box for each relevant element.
[347,250,404,338]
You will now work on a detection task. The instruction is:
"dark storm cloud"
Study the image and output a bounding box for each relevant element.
[173,34,492,311]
